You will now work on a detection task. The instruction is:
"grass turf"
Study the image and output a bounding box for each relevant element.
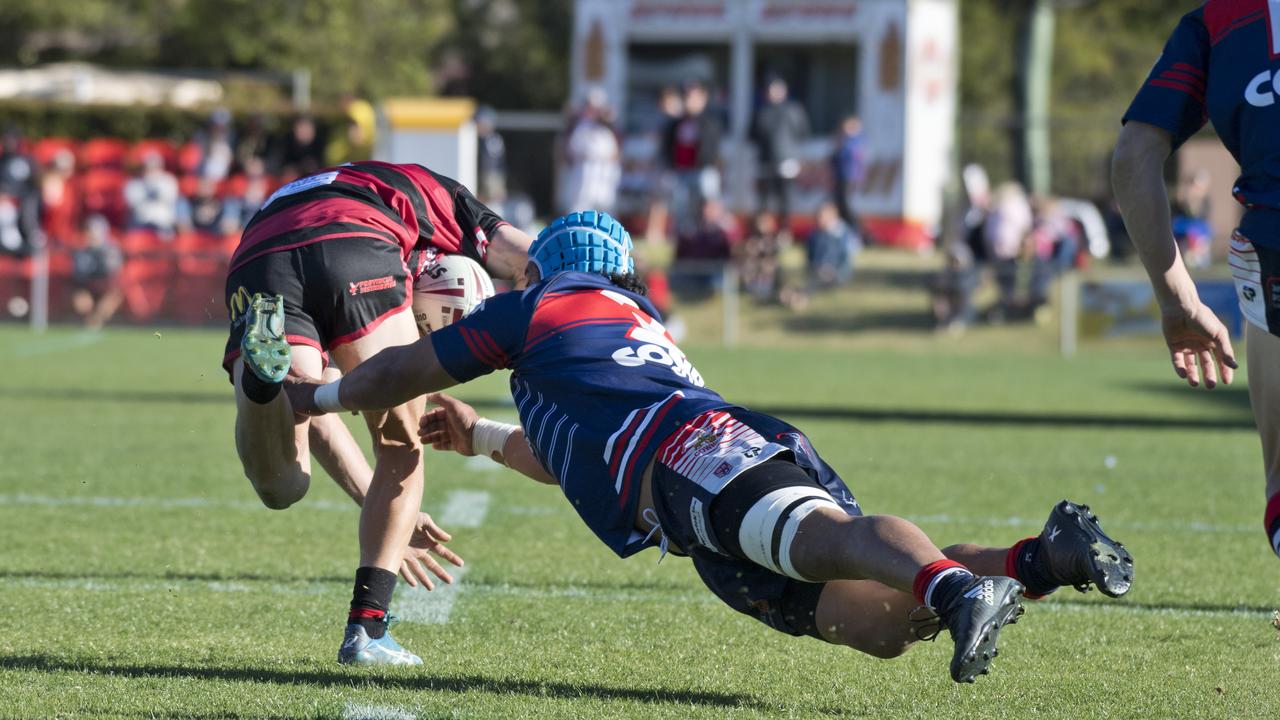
[1,324,1278,719]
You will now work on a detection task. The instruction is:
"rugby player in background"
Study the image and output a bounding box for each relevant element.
[284,212,1135,683]
[1112,2,1280,561]
[224,161,532,665]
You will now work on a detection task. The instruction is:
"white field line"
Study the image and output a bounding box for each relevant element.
[395,566,469,624]
[342,701,415,720]
[6,575,1273,622]
[0,493,1256,536]
[394,489,491,624]
[438,490,491,528]
[11,331,103,357]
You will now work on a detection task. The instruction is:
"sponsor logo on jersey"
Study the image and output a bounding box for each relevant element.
[1244,286,1258,302]
[473,226,490,259]
[1245,69,1280,107]
[712,461,733,478]
[261,170,339,209]
[348,275,397,296]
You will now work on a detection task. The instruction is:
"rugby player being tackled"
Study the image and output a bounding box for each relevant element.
[223,161,531,665]
[1113,2,1280,566]
[285,212,1135,682]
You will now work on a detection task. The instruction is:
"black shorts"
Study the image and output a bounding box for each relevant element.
[649,407,861,640]
[223,235,411,377]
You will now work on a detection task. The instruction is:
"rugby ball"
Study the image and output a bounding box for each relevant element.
[412,254,495,334]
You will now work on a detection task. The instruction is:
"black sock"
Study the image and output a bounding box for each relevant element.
[349,566,397,639]
[240,367,283,404]
[1012,538,1059,597]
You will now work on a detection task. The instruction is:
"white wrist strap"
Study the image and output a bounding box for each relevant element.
[313,379,345,413]
[472,418,518,461]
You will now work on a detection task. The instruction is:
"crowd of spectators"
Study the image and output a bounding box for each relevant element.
[0,108,364,327]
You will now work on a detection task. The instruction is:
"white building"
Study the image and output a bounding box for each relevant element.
[571,0,958,248]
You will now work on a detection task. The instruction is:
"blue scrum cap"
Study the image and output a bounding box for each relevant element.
[529,210,635,278]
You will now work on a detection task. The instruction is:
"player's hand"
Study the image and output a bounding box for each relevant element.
[400,511,464,590]
[419,392,479,455]
[1161,301,1238,389]
[282,376,326,416]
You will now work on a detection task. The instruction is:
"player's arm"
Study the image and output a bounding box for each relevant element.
[286,337,458,416]
[1112,120,1237,388]
[486,224,534,289]
[420,393,558,485]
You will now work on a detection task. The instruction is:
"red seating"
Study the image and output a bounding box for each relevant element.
[79,170,128,227]
[177,142,203,175]
[79,138,129,170]
[33,138,78,167]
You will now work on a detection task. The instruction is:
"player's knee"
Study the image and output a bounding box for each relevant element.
[857,639,913,660]
[245,466,309,510]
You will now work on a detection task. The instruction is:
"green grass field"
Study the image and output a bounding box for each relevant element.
[2,324,1278,719]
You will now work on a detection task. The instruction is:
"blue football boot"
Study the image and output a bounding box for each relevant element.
[338,617,422,666]
[240,293,290,384]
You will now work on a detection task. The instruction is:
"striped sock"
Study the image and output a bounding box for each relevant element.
[1266,494,1280,560]
[912,559,976,611]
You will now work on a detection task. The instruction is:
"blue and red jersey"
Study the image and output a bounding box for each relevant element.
[430,272,731,557]
[1124,0,1280,246]
[231,161,508,273]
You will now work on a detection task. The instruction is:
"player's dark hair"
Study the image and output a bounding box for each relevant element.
[606,272,648,296]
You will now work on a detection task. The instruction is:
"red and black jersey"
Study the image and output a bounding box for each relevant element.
[230,161,508,273]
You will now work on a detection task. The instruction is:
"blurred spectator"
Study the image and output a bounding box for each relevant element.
[1027,197,1081,310]
[931,241,980,334]
[831,116,866,233]
[740,213,783,302]
[751,75,809,234]
[559,88,621,216]
[983,182,1033,321]
[124,152,180,236]
[664,79,723,238]
[961,163,993,264]
[1172,168,1212,268]
[0,128,42,255]
[806,201,860,291]
[70,214,124,330]
[179,178,238,236]
[198,107,236,183]
[236,113,273,171]
[275,115,327,179]
[677,198,739,263]
[645,86,684,242]
[40,149,79,245]
[475,106,508,207]
[228,156,273,228]
[327,95,376,166]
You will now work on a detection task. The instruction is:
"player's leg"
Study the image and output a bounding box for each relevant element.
[942,500,1133,598]
[232,343,324,509]
[313,236,426,665]
[225,256,325,510]
[1246,322,1280,558]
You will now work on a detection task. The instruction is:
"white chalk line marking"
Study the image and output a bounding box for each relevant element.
[5,575,1271,622]
[0,493,1255,535]
[438,490,491,529]
[343,700,415,720]
[395,566,469,624]
[11,331,104,357]
[394,489,491,624]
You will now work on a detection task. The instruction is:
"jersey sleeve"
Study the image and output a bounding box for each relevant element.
[430,289,529,383]
[1122,10,1209,149]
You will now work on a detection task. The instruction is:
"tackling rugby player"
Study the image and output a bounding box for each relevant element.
[284,212,1135,683]
[224,161,531,664]
[1113,1,1280,562]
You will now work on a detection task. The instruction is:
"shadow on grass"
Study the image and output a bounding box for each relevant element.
[0,654,764,711]
[0,386,1256,431]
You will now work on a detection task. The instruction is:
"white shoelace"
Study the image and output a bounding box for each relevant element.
[640,507,670,562]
